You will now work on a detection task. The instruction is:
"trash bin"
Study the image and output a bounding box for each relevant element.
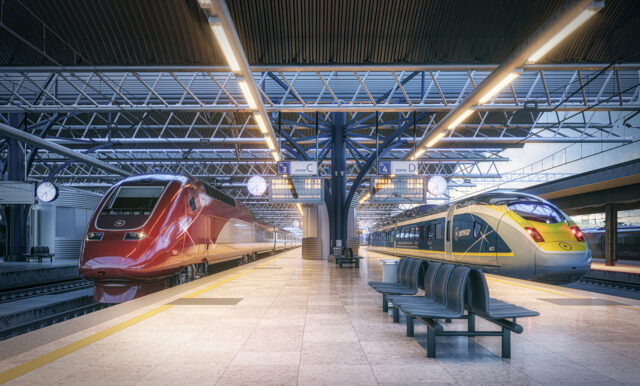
[380,259,399,283]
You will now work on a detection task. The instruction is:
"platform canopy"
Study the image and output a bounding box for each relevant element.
[0,0,639,227]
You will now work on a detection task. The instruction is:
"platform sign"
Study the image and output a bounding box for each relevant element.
[378,161,418,176]
[369,176,425,203]
[277,161,318,176]
[269,176,324,203]
[0,182,35,204]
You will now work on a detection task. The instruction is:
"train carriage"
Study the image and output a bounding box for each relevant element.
[79,174,300,302]
[367,191,590,284]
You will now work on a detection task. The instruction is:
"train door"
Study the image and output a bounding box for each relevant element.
[445,205,456,261]
[418,223,428,250]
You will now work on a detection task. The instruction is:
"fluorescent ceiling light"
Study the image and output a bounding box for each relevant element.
[447,109,474,130]
[426,132,447,148]
[265,136,275,150]
[527,4,602,64]
[211,24,241,73]
[271,151,281,162]
[296,203,303,215]
[413,148,426,159]
[359,192,370,204]
[238,78,258,109]
[253,113,268,133]
[478,72,520,104]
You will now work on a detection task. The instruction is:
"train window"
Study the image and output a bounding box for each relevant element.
[435,223,443,240]
[473,221,482,238]
[508,202,563,223]
[427,224,433,240]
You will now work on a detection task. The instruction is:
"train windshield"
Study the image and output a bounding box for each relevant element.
[508,202,564,223]
[103,186,164,215]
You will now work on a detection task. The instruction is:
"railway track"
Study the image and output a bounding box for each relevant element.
[578,276,640,292]
[0,279,93,303]
[0,283,110,341]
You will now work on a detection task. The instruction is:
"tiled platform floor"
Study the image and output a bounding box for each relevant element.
[1,248,640,385]
[591,258,640,274]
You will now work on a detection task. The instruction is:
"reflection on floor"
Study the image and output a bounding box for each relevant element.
[1,248,639,385]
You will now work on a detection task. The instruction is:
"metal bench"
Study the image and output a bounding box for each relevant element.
[389,265,538,358]
[369,258,423,312]
[335,247,362,268]
[23,246,54,262]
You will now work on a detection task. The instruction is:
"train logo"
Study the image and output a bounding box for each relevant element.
[114,219,126,227]
[559,242,572,251]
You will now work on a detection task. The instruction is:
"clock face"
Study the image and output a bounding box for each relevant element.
[37,182,58,202]
[427,176,447,196]
[247,175,267,196]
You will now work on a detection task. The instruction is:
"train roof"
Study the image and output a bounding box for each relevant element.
[371,190,550,229]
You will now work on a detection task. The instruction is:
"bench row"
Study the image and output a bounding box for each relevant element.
[368,257,539,358]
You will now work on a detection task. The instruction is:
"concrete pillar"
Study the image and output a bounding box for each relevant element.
[604,204,617,266]
[301,204,330,260]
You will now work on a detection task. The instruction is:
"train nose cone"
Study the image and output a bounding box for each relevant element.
[534,242,591,284]
[80,256,139,280]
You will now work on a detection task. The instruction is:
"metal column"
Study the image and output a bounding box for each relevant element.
[604,203,617,266]
[331,112,347,248]
[5,113,28,261]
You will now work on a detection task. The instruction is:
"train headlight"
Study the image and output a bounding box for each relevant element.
[124,232,146,241]
[525,227,544,243]
[86,232,103,241]
[570,226,584,242]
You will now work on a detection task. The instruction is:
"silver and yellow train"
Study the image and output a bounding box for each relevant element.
[366,191,591,284]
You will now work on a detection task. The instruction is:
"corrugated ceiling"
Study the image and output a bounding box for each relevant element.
[0,0,638,66]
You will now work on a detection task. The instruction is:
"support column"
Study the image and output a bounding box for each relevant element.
[604,204,617,266]
[330,112,347,249]
[301,204,330,260]
[6,113,28,262]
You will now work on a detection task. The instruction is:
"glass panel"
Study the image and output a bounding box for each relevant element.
[508,202,564,224]
[107,186,164,212]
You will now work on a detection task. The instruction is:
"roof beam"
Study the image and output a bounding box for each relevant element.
[0,122,132,177]
[199,0,279,161]
[406,0,606,160]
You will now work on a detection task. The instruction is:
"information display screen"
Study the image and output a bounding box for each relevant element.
[369,176,425,203]
[269,177,324,203]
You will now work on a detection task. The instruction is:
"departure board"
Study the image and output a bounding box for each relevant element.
[269,177,324,203]
[369,176,425,203]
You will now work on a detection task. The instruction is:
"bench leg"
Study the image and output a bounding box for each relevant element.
[426,325,436,358]
[467,313,475,332]
[501,327,511,358]
[382,294,388,312]
[393,306,400,323]
[407,316,414,337]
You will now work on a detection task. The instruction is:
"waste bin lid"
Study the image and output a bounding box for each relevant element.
[379,259,399,265]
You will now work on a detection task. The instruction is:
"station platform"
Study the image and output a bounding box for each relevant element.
[0,262,79,291]
[591,258,640,274]
[1,249,640,385]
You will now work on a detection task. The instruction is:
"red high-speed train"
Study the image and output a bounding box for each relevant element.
[79,174,299,302]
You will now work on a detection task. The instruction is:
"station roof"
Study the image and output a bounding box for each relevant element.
[2,0,640,66]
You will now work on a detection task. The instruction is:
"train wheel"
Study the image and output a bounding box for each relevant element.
[200,260,208,277]
[186,264,196,281]
[252,252,258,262]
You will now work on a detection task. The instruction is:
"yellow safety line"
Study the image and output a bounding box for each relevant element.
[486,277,583,298]
[487,276,640,313]
[0,255,284,384]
